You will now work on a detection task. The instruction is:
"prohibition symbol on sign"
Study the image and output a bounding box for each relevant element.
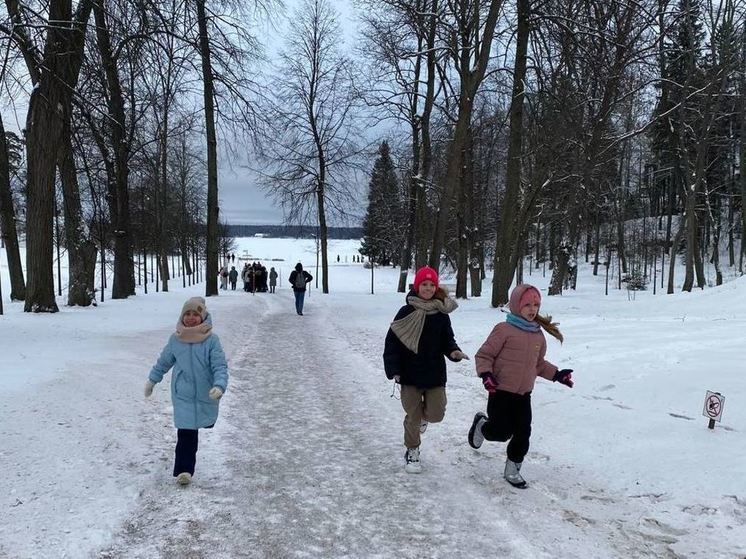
[702,391,725,422]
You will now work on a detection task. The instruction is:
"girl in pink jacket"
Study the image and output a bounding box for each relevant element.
[467,284,573,488]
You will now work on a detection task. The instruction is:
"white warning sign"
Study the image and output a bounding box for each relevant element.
[702,391,725,422]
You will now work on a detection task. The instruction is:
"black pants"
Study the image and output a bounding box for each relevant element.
[173,429,199,476]
[481,390,532,463]
[230,280,236,290]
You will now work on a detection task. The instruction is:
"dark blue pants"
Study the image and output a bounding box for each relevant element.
[481,390,532,463]
[173,429,199,476]
[294,290,306,314]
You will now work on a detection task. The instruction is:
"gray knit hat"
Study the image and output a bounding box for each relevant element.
[181,296,208,320]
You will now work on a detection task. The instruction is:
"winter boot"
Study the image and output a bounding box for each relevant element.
[404,447,422,474]
[176,472,192,486]
[468,412,488,449]
[504,459,527,488]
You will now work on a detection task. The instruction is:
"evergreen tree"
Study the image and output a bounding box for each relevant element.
[360,141,403,266]
[650,0,706,189]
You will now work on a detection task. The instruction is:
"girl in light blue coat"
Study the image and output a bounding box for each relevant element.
[145,297,228,485]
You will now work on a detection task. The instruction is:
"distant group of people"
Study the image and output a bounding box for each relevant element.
[242,262,276,293]
[218,261,278,293]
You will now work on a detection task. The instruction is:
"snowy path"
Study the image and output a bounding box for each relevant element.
[97,293,526,558]
[93,291,685,559]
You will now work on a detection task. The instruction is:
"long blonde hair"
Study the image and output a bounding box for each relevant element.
[536,313,563,343]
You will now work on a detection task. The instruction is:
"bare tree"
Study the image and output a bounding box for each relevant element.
[194,0,220,296]
[258,0,365,294]
[359,0,443,291]
[0,112,25,300]
[491,0,529,306]
[4,0,94,312]
[428,0,504,270]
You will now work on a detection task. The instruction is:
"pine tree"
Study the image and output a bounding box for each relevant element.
[360,141,403,266]
[650,0,705,181]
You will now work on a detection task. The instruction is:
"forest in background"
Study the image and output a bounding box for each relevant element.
[1,0,745,312]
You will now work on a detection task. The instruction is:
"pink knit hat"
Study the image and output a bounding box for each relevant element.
[508,284,541,314]
[413,266,439,291]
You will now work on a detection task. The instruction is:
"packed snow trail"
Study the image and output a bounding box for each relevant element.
[96,290,689,558]
[97,292,530,558]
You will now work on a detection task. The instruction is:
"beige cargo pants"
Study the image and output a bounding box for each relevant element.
[400,385,447,449]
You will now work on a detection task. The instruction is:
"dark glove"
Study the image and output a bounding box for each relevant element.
[479,372,498,393]
[553,368,574,388]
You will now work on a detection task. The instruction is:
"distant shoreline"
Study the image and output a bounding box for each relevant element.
[226,224,363,240]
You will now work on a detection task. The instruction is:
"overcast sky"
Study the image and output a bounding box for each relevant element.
[1,0,363,227]
[220,0,362,226]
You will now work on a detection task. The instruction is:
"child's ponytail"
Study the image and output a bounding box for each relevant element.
[536,314,563,343]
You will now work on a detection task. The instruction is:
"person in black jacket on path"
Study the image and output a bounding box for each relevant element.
[288,263,312,315]
[383,266,469,474]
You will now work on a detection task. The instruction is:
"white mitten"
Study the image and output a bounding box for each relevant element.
[208,387,224,400]
[144,380,155,397]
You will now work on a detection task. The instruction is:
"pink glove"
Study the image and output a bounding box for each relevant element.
[479,372,498,393]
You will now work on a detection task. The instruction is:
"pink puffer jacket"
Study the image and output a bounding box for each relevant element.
[474,285,557,395]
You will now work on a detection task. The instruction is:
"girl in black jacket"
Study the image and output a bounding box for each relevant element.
[383,266,469,473]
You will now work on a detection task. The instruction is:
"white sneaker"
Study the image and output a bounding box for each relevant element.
[420,421,428,434]
[176,472,192,486]
[504,459,526,488]
[404,447,422,474]
[468,412,487,449]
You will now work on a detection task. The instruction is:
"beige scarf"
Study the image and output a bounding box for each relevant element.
[390,295,458,353]
[175,320,212,343]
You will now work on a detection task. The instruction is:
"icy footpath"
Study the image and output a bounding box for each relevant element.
[96,288,693,558]
[96,291,530,558]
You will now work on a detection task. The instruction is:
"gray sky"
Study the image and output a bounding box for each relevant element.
[1,0,362,227]
[218,164,285,225]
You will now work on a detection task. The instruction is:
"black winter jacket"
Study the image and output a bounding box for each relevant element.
[289,270,312,292]
[383,295,461,389]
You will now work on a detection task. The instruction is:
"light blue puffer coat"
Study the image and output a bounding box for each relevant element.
[148,315,229,429]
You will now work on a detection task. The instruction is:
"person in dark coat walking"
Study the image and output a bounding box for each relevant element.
[269,267,278,293]
[288,262,312,315]
[228,266,238,290]
[383,266,469,474]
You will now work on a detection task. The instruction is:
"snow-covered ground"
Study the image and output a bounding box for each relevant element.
[1,237,744,558]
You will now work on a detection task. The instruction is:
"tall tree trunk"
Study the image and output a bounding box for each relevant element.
[668,222,684,294]
[159,124,170,292]
[318,186,330,294]
[25,1,92,311]
[0,113,25,300]
[398,121,420,293]
[58,121,96,306]
[94,1,134,298]
[455,154,468,298]
[491,0,529,306]
[429,0,503,270]
[740,34,746,270]
[197,0,219,297]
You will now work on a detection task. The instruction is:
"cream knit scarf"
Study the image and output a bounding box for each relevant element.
[390,295,458,353]
[175,320,212,343]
